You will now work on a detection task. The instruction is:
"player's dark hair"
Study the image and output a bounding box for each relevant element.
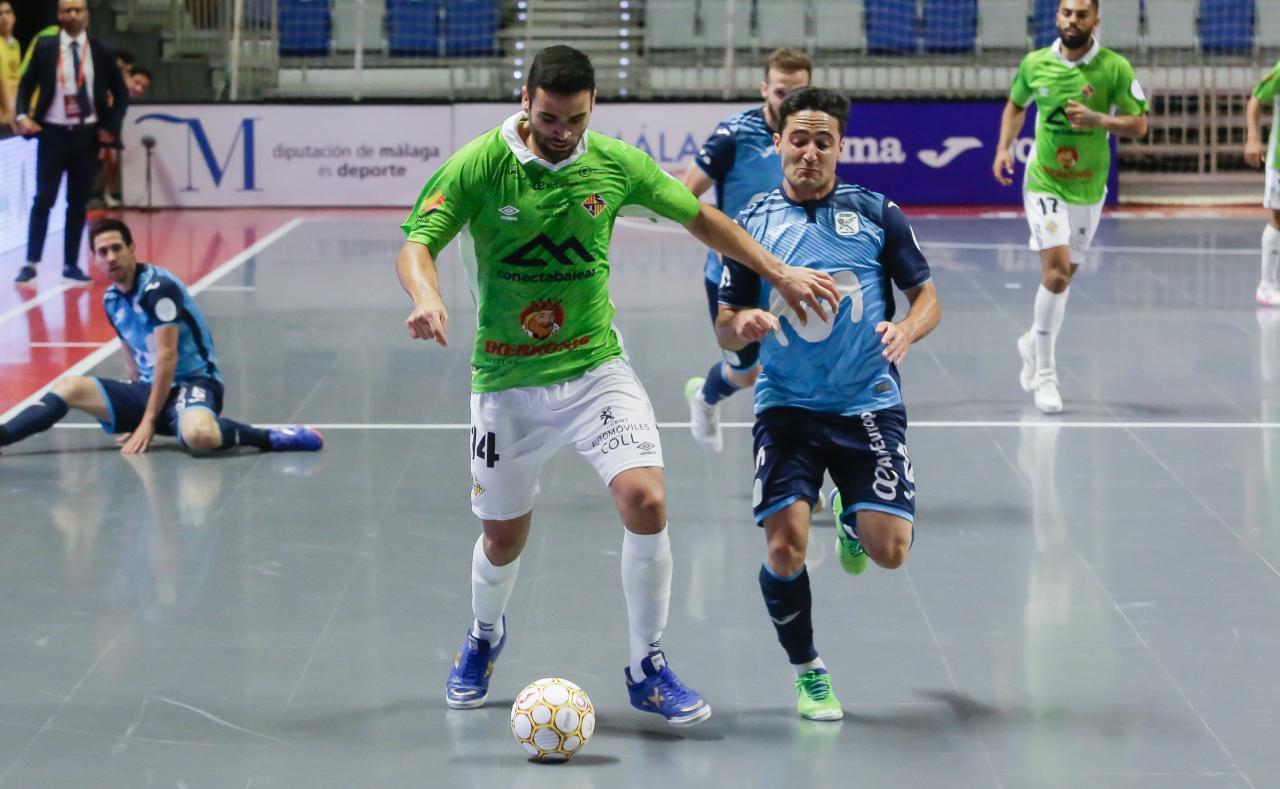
[90,218,133,248]
[527,45,595,98]
[777,87,851,135]
[117,49,135,66]
[131,64,152,79]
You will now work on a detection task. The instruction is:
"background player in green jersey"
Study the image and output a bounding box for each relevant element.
[395,46,839,726]
[992,0,1148,413]
[1244,61,1280,307]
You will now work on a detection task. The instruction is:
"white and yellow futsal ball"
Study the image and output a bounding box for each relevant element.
[510,677,596,762]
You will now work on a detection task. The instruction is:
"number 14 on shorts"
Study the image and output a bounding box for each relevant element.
[472,427,500,468]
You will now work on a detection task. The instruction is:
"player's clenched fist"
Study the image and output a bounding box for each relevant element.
[407,302,449,346]
[730,308,781,343]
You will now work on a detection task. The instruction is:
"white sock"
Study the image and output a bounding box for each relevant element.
[621,528,672,679]
[794,656,827,676]
[471,536,519,645]
[1032,284,1070,373]
[1261,223,1280,287]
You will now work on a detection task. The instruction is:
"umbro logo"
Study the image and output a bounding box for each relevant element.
[498,205,519,221]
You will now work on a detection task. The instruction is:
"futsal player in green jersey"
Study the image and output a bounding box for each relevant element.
[1244,61,1280,307]
[992,0,1148,413]
[396,46,839,726]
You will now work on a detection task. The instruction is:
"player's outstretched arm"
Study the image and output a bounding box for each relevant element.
[715,304,779,350]
[684,203,839,325]
[119,325,178,454]
[1246,95,1266,168]
[992,100,1027,186]
[397,240,449,347]
[681,165,714,198]
[875,281,940,365]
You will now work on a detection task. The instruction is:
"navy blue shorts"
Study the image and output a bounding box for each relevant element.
[704,277,759,372]
[94,376,224,436]
[752,405,916,527]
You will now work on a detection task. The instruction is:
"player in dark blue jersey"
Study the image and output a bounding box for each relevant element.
[682,48,811,453]
[0,219,323,456]
[716,88,941,721]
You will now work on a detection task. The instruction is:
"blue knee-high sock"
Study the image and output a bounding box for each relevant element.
[699,361,742,406]
[759,563,818,665]
[0,393,69,447]
[216,418,271,450]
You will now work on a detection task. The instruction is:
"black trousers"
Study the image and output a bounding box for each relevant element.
[26,124,99,269]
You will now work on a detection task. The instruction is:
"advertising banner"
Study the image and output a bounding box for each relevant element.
[119,101,1116,208]
[121,105,453,207]
[837,101,1118,206]
[0,136,67,255]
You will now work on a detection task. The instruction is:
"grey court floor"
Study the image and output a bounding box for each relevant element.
[1,213,1278,788]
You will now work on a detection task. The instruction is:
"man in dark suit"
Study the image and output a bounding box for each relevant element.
[13,0,127,284]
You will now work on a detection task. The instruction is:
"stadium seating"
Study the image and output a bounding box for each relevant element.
[1199,0,1255,55]
[866,0,918,54]
[977,0,1029,51]
[387,0,440,56]
[645,0,699,50]
[813,0,866,53]
[702,0,753,49]
[757,0,808,49]
[1102,0,1141,50]
[278,0,331,56]
[1031,0,1057,47]
[1147,0,1197,50]
[443,0,497,55]
[923,0,978,54]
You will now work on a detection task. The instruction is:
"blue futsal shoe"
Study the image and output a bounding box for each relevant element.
[267,425,325,452]
[625,651,712,727]
[445,622,506,709]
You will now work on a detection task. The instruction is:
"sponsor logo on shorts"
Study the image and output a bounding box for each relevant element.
[591,419,656,455]
[861,411,903,502]
[483,335,590,357]
[519,299,564,340]
[471,474,485,499]
[599,407,616,426]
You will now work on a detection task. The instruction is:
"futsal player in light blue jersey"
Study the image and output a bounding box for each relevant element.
[682,48,812,452]
[0,219,323,456]
[716,88,941,721]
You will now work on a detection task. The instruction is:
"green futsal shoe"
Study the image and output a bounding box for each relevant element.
[796,669,843,721]
[829,489,869,576]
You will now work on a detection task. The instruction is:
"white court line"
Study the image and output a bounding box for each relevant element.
[202,285,256,292]
[0,218,306,424]
[49,420,1280,430]
[0,283,74,326]
[29,342,105,348]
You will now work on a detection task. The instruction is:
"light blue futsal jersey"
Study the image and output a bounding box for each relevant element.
[718,181,932,416]
[695,107,783,284]
[103,264,222,385]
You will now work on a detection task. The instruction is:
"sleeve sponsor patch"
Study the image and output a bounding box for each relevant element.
[154,297,178,323]
[1131,79,1146,102]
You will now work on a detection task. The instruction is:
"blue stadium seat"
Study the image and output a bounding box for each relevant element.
[923,0,978,53]
[444,0,498,55]
[278,0,331,56]
[387,0,440,56]
[866,0,918,54]
[1199,0,1254,54]
[1032,0,1057,48]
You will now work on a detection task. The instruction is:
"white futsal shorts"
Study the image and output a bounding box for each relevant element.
[468,359,663,521]
[1024,191,1104,264]
[1265,159,1280,210]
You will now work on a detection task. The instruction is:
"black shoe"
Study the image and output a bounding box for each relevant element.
[62,266,91,283]
[14,265,36,284]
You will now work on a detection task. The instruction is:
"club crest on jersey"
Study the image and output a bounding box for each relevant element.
[519,298,564,340]
[834,211,860,237]
[1081,83,1095,99]
[1055,145,1079,170]
[416,189,446,219]
[581,193,607,218]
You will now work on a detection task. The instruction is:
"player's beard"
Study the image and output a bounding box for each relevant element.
[1059,26,1091,50]
[530,127,580,164]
